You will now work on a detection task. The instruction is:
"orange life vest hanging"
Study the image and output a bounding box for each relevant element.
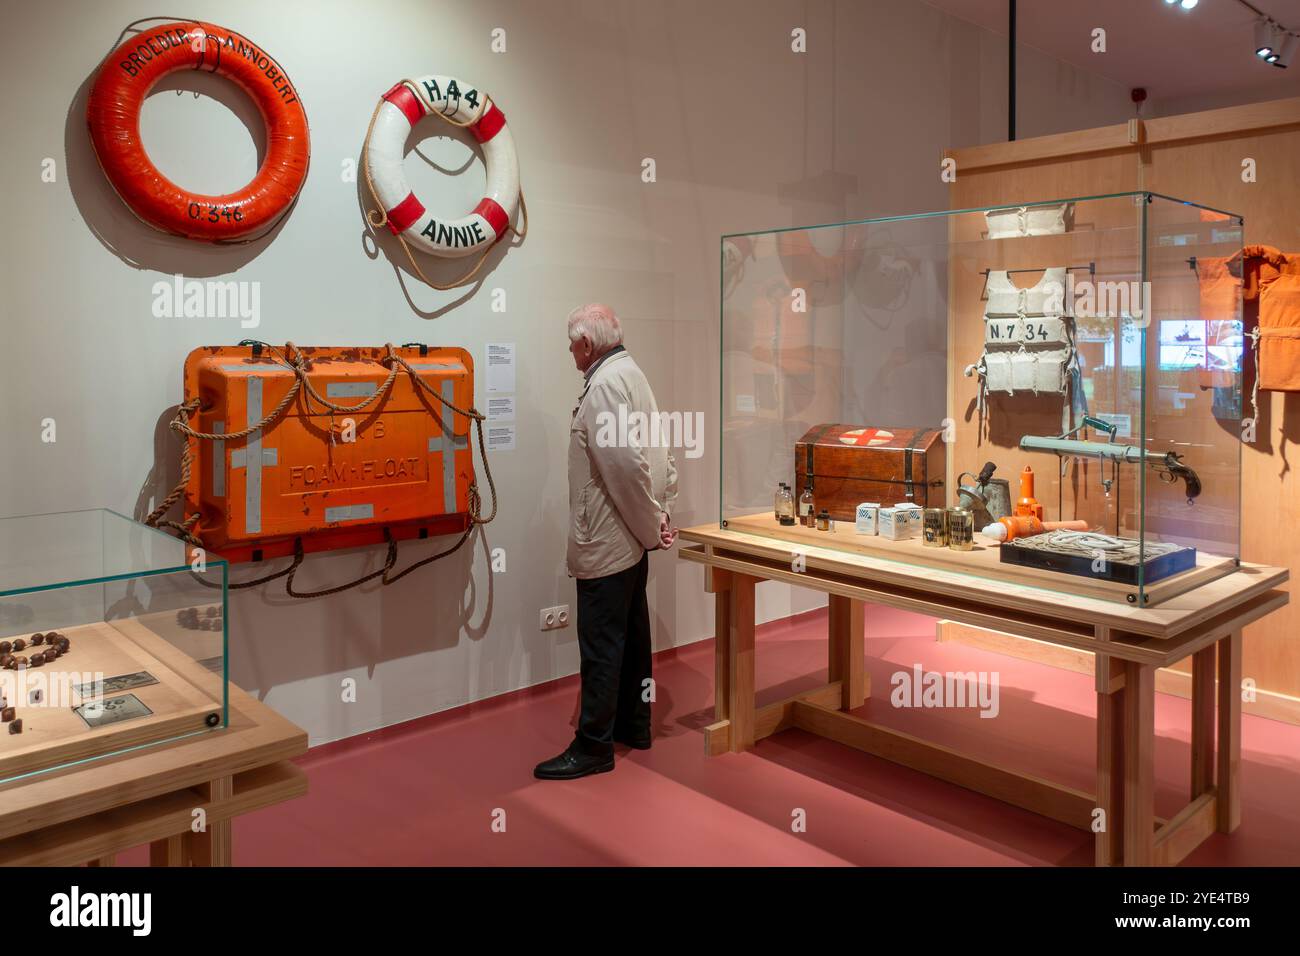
[1242,244,1300,392]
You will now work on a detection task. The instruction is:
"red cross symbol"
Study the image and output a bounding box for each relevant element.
[838,428,895,446]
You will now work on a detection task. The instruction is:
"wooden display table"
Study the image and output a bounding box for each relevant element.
[678,522,1289,867]
[0,683,307,867]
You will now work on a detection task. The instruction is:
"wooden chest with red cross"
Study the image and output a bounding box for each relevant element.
[793,424,947,521]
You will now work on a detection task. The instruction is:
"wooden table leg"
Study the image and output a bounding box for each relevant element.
[1217,631,1242,833]
[149,835,188,867]
[828,595,866,711]
[713,588,732,726]
[1191,645,1216,799]
[1095,655,1125,866]
[185,777,234,867]
[1121,661,1155,866]
[727,574,757,752]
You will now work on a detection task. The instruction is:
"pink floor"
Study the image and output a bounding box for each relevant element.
[126,605,1300,865]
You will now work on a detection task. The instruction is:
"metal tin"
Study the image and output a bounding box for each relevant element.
[946,507,974,551]
[922,507,948,547]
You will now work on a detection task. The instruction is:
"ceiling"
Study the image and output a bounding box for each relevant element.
[923,0,1300,106]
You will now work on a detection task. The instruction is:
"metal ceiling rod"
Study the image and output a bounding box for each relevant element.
[1237,0,1291,32]
[1008,0,1016,141]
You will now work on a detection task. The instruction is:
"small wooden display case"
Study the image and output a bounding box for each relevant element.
[0,509,227,785]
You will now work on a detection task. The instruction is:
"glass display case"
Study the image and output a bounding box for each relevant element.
[0,509,227,784]
[721,192,1244,607]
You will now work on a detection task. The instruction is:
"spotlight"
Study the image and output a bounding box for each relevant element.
[1180,0,1198,9]
[1274,32,1298,68]
[1256,19,1280,58]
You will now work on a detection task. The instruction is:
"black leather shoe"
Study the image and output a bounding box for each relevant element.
[533,748,615,780]
[614,733,652,750]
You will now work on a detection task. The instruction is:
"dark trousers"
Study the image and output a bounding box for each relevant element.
[573,551,651,756]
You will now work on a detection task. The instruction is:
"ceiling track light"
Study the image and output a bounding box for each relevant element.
[1238,4,1294,66]
[1163,0,1198,9]
[1274,31,1298,67]
[1255,17,1282,58]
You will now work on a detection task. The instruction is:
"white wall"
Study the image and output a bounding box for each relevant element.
[0,0,1134,745]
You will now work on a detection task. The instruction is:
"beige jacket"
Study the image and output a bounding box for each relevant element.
[567,349,678,579]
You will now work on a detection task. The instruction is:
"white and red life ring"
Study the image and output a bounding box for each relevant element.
[364,75,519,259]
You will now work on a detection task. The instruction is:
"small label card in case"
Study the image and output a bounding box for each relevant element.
[72,670,158,700]
[74,693,154,729]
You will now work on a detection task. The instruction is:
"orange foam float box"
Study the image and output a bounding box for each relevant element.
[182,344,474,563]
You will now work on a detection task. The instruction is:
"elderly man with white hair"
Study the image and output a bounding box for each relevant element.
[534,303,678,780]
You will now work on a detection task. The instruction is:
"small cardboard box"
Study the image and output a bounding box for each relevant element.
[855,502,879,535]
[878,507,908,540]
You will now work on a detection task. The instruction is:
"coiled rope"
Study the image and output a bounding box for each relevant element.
[1010,529,1181,564]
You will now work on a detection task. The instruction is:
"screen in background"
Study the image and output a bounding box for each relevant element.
[1206,318,1244,374]
[1158,319,1244,372]
[1160,319,1206,346]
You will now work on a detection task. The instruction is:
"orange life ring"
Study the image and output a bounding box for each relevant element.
[776,227,866,307]
[86,21,310,242]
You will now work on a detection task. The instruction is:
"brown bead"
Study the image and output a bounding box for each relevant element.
[0,641,10,655]
[0,655,12,670]
[31,633,44,646]
[12,639,25,652]
[58,638,70,652]
[45,644,60,659]
[8,719,21,735]
[30,653,45,667]
[13,656,27,670]
[1,707,13,722]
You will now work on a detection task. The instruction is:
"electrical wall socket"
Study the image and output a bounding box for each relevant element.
[539,605,570,631]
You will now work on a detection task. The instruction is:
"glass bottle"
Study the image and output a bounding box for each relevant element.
[777,485,796,526]
[798,484,816,527]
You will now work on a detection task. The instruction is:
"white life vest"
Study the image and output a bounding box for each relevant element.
[985,202,1073,239]
[965,268,1083,427]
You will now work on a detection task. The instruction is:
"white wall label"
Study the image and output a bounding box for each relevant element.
[487,424,516,451]
[1093,413,1132,438]
[487,396,515,421]
[486,342,515,392]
